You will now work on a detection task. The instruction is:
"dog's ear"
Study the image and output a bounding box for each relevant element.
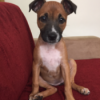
[61,0,77,15]
[29,0,46,13]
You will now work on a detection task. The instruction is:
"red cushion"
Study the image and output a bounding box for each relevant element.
[0,2,35,100]
[19,59,100,100]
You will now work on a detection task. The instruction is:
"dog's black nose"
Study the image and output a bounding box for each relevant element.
[48,33,57,41]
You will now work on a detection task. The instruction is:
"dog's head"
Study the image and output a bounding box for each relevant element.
[29,0,77,43]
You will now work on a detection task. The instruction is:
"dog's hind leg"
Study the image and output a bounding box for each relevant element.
[69,59,90,95]
[29,76,57,100]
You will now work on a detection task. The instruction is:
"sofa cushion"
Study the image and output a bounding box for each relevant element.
[64,36,100,60]
[19,59,100,100]
[0,2,34,100]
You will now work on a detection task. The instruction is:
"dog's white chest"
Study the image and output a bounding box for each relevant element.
[40,44,62,72]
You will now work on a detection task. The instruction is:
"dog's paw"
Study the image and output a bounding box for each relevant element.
[29,94,43,100]
[81,88,90,95]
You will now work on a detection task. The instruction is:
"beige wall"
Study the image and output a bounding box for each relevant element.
[5,0,100,38]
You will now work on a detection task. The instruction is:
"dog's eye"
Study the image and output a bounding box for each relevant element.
[59,17,65,24]
[58,14,66,24]
[39,13,48,23]
[40,16,47,22]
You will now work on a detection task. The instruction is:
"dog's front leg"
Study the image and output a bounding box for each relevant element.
[61,61,75,100]
[29,61,40,99]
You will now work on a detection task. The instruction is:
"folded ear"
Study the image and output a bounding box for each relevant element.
[61,0,77,15]
[29,0,46,13]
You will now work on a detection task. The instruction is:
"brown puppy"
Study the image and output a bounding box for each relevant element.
[29,0,90,100]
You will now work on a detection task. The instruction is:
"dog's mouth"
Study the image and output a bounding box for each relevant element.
[47,38,59,43]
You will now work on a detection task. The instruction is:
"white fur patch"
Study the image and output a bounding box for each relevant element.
[40,44,62,72]
[52,26,57,33]
[81,88,90,95]
[52,26,60,42]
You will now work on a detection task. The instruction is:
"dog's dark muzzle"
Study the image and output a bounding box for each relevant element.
[48,32,57,41]
[41,31,62,43]
[40,22,62,43]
